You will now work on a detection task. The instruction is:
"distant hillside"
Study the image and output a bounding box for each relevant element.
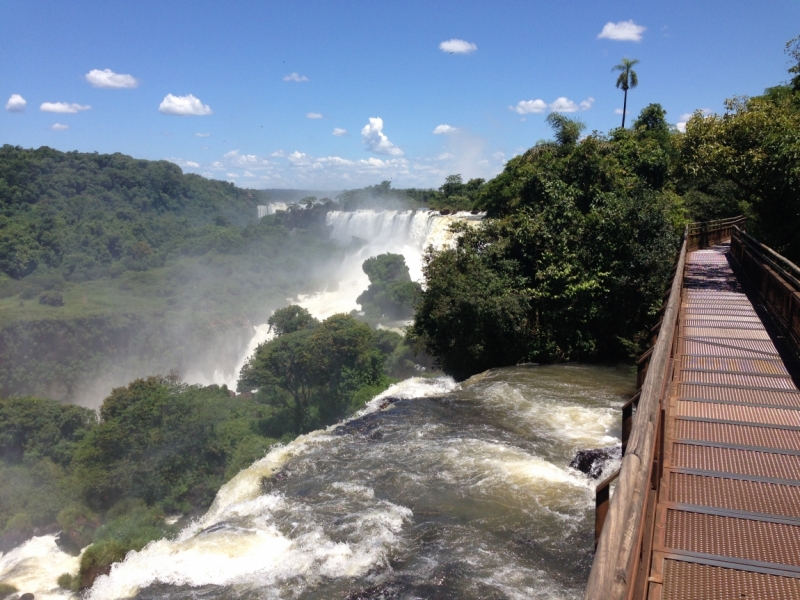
[0,146,345,403]
[0,145,267,281]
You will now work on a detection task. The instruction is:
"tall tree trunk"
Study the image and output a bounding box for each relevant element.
[621,89,628,128]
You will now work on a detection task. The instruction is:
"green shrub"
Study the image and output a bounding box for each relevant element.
[38,290,64,306]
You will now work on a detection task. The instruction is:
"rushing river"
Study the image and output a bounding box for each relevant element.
[79,364,632,600]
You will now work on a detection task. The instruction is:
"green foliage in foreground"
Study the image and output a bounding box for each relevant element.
[239,311,395,432]
[357,253,421,320]
[411,106,683,379]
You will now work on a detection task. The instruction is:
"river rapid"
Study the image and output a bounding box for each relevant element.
[81,364,632,600]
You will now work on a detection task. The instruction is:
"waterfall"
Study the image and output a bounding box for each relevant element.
[188,209,482,391]
[297,209,482,319]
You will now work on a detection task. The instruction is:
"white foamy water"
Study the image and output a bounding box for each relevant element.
[185,323,275,390]
[0,535,82,600]
[298,209,482,319]
[85,367,632,600]
[188,209,482,388]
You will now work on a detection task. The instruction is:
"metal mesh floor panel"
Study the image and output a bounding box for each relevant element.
[685,320,766,330]
[682,341,781,359]
[665,509,800,566]
[676,401,800,426]
[684,338,780,354]
[669,472,800,517]
[674,419,800,451]
[684,327,772,340]
[681,356,790,376]
[662,559,800,600]
[677,385,800,408]
[672,443,800,481]
[680,370,796,390]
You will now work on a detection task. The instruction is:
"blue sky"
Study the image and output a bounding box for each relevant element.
[2,1,799,190]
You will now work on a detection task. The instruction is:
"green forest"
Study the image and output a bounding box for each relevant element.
[1,35,800,595]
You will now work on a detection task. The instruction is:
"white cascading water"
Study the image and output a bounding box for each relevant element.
[196,209,482,389]
[80,365,629,600]
[297,209,482,319]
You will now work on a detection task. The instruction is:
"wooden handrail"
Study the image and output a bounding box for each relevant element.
[730,226,800,361]
[687,215,745,251]
[585,226,688,600]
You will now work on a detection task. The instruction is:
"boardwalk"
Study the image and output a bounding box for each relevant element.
[647,243,800,599]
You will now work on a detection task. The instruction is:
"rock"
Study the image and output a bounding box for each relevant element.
[21,594,35,600]
[570,446,621,479]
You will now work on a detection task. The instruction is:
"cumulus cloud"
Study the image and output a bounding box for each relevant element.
[332,127,347,136]
[222,149,267,167]
[6,94,26,112]
[50,123,69,131]
[510,99,547,115]
[432,124,458,135]
[598,20,646,42]
[40,102,91,113]
[676,109,711,133]
[510,97,593,115]
[158,94,212,116]
[283,72,309,82]
[361,117,404,156]
[85,68,139,88]
[439,39,477,54]
[195,132,210,137]
[614,108,628,115]
[306,112,323,119]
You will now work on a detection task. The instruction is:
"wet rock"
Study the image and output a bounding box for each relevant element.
[333,412,385,439]
[377,396,401,410]
[20,594,35,600]
[569,446,621,479]
[55,530,83,556]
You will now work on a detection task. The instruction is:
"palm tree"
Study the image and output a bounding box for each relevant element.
[613,58,639,128]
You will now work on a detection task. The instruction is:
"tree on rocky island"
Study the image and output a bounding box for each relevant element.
[356,253,421,320]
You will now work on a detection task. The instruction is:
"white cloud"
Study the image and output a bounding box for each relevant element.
[40,102,91,114]
[432,124,458,135]
[270,150,286,158]
[195,132,211,138]
[597,20,646,42]
[511,99,548,114]
[158,93,212,116]
[511,97,593,115]
[332,128,347,136]
[226,173,239,178]
[85,68,139,89]
[306,112,323,119]
[6,94,26,112]
[167,158,201,169]
[223,149,265,167]
[614,108,628,115]
[436,152,454,160]
[439,39,477,54]
[243,171,254,177]
[50,123,69,131]
[361,117,404,156]
[283,72,309,82]
[677,109,712,132]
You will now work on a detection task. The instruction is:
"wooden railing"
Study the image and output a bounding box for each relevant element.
[687,215,746,251]
[586,216,746,600]
[731,227,800,360]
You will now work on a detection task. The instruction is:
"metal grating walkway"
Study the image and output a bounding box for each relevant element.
[650,244,800,600]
